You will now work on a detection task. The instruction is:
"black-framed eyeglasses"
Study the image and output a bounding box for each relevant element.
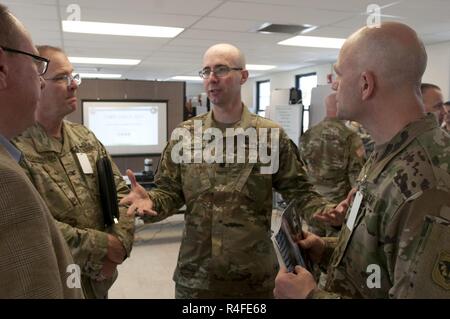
[199,65,243,79]
[44,73,81,87]
[0,46,49,76]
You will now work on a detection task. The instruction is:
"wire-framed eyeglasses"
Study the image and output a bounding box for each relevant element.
[44,73,82,87]
[199,65,243,79]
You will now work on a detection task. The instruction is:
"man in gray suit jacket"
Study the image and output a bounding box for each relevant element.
[0,4,82,298]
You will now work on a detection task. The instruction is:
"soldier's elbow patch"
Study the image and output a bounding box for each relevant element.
[406,215,450,297]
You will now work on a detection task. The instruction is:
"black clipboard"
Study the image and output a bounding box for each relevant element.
[96,156,119,226]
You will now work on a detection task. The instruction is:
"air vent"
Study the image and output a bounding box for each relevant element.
[256,23,316,35]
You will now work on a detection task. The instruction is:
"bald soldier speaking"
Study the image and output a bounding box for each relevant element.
[120,43,342,299]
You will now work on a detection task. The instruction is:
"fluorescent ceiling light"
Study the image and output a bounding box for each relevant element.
[301,25,318,34]
[171,76,202,81]
[246,64,276,71]
[79,73,122,79]
[62,20,184,38]
[69,57,140,65]
[278,35,345,49]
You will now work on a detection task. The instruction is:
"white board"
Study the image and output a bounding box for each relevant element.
[267,104,302,146]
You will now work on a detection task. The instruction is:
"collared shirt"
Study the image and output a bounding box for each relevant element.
[12,121,134,299]
[315,114,450,299]
[0,134,21,162]
[144,104,330,293]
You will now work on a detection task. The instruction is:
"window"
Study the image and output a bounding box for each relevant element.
[256,80,270,117]
[295,73,317,133]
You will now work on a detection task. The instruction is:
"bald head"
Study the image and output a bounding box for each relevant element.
[342,22,427,89]
[203,43,246,69]
[0,4,27,48]
[325,93,338,118]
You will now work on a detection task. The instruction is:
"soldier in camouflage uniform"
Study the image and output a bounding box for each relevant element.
[274,22,450,298]
[346,121,375,157]
[299,92,365,236]
[12,46,134,299]
[121,43,336,298]
[443,101,450,132]
[421,83,445,126]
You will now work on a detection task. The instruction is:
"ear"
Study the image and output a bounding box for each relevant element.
[360,71,375,100]
[0,49,9,90]
[240,69,249,85]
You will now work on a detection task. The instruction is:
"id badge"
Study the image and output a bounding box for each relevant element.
[346,190,363,231]
[76,153,93,174]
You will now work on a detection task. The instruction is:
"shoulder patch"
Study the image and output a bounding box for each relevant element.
[432,251,450,290]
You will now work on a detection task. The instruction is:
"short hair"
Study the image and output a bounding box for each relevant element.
[0,4,21,48]
[36,45,65,57]
[420,83,441,94]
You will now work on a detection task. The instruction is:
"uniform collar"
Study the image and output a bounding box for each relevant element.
[204,103,255,132]
[367,113,438,180]
[0,134,22,162]
[24,121,70,154]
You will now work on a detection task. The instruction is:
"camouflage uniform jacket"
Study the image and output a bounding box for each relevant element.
[300,118,365,237]
[299,118,365,203]
[12,121,134,299]
[145,105,331,293]
[313,114,450,298]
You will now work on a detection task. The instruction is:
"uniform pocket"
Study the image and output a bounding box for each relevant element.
[403,215,450,297]
[331,203,367,268]
[181,163,212,202]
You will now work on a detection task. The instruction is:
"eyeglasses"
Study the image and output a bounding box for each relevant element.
[44,73,82,87]
[0,46,49,75]
[199,65,243,79]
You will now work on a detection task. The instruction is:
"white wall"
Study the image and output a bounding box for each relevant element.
[423,41,450,99]
[242,63,333,113]
[186,82,204,97]
[217,39,450,113]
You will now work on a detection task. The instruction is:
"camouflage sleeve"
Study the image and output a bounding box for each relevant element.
[273,129,334,226]
[108,153,135,258]
[307,288,342,299]
[386,187,450,298]
[54,219,108,279]
[319,237,338,272]
[347,133,366,187]
[143,141,185,223]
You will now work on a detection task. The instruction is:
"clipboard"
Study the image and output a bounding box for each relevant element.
[272,201,313,272]
[96,156,119,226]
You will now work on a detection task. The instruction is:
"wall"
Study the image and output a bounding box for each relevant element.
[69,79,185,174]
[243,41,450,111]
[242,63,333,112]
[186,82,204,97]
[423,41,450,99]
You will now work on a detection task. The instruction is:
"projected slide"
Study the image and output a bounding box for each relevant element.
[83,101,167,155]
[88,107,158,146]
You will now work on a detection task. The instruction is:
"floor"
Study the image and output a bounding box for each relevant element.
[109,214,184,299]
[109,210,283,299]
